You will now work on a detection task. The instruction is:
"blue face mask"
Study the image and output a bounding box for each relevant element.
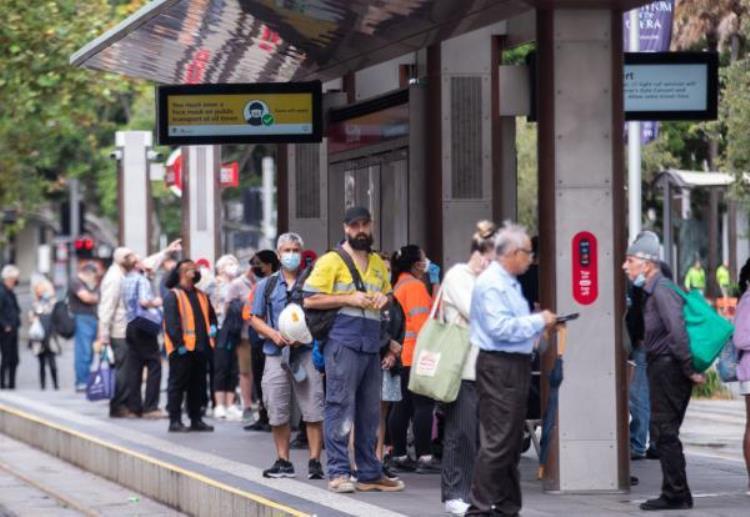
[281,252,301,271]
[633,273,647,288]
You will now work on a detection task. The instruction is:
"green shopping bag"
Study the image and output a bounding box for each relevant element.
[666,282,734,372]
[408,287,471,403]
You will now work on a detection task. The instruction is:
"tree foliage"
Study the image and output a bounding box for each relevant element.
[0,0,148,236]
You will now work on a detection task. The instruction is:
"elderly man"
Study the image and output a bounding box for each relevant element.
[623,231,705,511]
[0,265,21,389]
[466,222,556,517]
[99,240,180,418]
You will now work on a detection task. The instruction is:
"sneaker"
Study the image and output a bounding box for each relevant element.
[328,476,356,493]
[631,452,646,461]
[390,455,417,472]
[242,408,255,423]
[356,476,405,493]
[308,459,325,480]
[290,432,308,450]
[225,405,243,422]
[244,416,271,432]
[415,455,441,474]
[640,495,693,511]
[214,405,227,419]
[263,459,295,479]
[445,499,470,515]
[383,464,399,481]
[75,383,87,393]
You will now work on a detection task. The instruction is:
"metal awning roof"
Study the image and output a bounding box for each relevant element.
[71,0,650,85]
[655,169,740,189]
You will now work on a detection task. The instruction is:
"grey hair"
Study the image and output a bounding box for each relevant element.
[1,265,20,280]
[276,232,304,250]
[494,221,529,256]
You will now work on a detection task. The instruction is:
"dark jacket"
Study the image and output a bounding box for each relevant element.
[643,272,694,378]
[625,262,673,352]
[0,284,21,331]
[163,286,217,353]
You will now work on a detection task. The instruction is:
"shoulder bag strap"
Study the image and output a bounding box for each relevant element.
[334,247,366,292]
[263,274,280,324]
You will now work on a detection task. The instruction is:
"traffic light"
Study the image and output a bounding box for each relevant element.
[74,237,94,258]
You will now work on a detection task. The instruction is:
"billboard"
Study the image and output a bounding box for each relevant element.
[157,81,322,145]
[624,52,718,121]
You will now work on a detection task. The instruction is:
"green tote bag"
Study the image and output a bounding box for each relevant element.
[408,286,471,403]
[666,281,734,372]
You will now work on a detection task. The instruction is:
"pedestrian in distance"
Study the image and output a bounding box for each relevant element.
[304,206,404,494]
[732,258,750,496]
[250,232,325,480]
[243,250,281,432]
[465,221,557,517]
[0,265,22,390]
[622,231,705,511]
[71,262,100,392]
[229,258,259,423]
[28,278,59,390]
[211,254,244,422]
[122,256,166,419]
[684,256,706,295]
[440,220,497,516]
[388,244,440,475]
[717,260,732,299]
[164,259,217,433]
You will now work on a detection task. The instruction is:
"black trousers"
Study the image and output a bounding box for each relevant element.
[442,380,479,502]
[251,345,267,414]
[0,329,19,389]
[647,356,693,502]
[125,323,162,414]
[109,338,130,416]
[213,346,239,392]
[468,351,531,516]
[38,350,58,390]
[167,351,207,424]
[389,366,435,458]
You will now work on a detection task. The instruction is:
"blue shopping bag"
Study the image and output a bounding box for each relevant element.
[86,353,115,402]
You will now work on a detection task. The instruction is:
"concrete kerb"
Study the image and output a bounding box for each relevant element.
[0,402,308,517]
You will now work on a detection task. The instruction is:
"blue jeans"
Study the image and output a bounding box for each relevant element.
[74,314,97,386]
[629,346,650,456]
[323,340,382,482]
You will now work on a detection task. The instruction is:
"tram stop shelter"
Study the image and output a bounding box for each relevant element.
[655,169,749,297]
[71,0,653,500]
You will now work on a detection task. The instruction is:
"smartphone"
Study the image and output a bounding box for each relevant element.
[556,313,580,324]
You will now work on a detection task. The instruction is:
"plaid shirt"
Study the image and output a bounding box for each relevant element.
[121,272,155,323]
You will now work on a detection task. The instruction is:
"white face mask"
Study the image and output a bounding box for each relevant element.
[224,264,240,278]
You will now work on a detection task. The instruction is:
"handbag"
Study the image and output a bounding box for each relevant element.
[131,278,163,335]
[408,286,471,403]
[51,293,76,339]
[665,281,734,372]
[28,317,46,341]
[86,351,115,401]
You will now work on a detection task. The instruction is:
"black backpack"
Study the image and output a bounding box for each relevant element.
[51,294,76,339]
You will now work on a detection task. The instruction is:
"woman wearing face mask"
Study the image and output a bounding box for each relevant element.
[28,279,59,390]
[439,221,497,515]
[211,255,243,421]
[388,244,440,474]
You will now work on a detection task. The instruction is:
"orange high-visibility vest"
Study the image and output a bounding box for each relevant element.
[393,273,432,367]
[164,288,215,355]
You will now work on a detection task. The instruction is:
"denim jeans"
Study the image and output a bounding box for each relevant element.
[74,314,97,386]
[629,346,650,456]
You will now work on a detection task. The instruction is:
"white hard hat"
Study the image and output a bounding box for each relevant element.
[278,303,313,345]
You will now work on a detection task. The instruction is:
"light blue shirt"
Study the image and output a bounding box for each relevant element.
[470,262,545,354]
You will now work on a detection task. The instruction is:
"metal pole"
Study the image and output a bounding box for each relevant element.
[662,181,673,271]
[69,177,80,279]
[262,156,276,249]
[628,8,641,243]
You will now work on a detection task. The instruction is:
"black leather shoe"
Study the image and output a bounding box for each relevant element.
[168,421,189,433]
[630,476,639,486]
[640,495,692,511]
[244,419,271,432]
[190,420,214,432]
[645,447,660,460]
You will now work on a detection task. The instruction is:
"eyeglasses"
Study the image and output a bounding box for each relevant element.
[517,248,535,258]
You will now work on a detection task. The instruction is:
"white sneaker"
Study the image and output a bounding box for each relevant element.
[213,405,227,419]
[225,405,243,421]
[445,499,470,515]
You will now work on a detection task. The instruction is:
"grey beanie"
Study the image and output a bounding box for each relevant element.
[626,231,661,262]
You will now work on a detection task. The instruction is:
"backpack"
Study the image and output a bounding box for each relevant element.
[51,293,76,339]
[664,280,734,372]
[304,247,368,343]
[218,298,244,350]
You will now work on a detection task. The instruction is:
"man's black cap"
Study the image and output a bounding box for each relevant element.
[344,206,372,225]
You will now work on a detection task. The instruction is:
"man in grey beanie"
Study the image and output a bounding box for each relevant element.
[622,231,705,511]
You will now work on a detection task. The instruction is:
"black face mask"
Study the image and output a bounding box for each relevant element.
[347,233,373,251]
[252,266,266,278]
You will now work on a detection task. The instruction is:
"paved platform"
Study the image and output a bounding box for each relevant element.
[1,341,750,516]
